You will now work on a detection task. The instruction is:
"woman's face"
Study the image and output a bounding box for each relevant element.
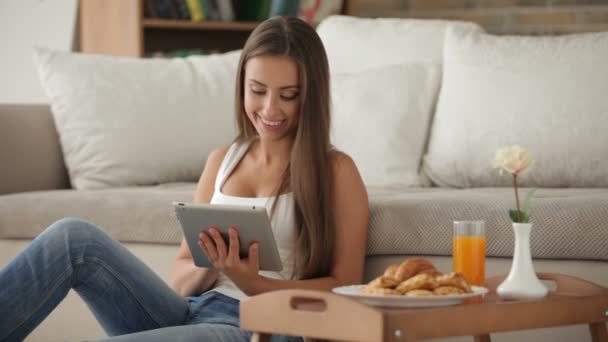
[243,55,301,140]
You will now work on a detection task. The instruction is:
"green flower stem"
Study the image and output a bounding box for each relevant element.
[513,173,521,222]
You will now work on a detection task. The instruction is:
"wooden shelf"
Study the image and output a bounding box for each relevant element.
[142,19,260,31]
[80,0,259,57]
[80,0,352,57]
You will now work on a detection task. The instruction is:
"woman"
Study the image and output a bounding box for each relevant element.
[0,17,368,342]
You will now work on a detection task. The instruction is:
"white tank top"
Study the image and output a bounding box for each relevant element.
[207,139,298,300]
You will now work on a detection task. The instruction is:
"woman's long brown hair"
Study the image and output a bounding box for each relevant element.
[233,17,334,280]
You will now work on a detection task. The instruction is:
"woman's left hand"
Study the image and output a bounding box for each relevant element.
[198,226,261,290]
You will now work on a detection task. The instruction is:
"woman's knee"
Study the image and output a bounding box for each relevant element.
[45,217,107,245]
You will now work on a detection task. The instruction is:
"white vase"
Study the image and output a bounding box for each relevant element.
[497,223,548,300]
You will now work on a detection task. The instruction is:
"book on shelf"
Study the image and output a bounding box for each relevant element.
[185,0,204,21]
[151,0,235,22]
[199,0,217,21]
[299,0,343,26]
[216,0,235,21]
[269,0,300,17]
[152,0,178,19]
[193,0,238,22]
[173,0,191,20]
[236,0,270,21]
[144,0,159,18]
[145,0,190,20]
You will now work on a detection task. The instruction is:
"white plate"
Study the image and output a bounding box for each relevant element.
[332,285,489,308]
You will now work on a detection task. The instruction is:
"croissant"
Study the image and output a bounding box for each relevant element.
[360,258,474,297]
[382,264,399,279]
[386,258,438,282]
[405,289,434,297]
[395,273,438,294]
[435,272,472,293]
[434,286,465,295]
[361,287,400,295]
[367,276,399,289]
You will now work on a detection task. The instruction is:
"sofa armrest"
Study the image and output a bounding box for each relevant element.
[0,105,70,194]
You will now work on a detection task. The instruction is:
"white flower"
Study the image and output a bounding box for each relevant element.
[494,145,532,176]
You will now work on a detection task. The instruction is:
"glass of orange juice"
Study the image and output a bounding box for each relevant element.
[453,220,486,286]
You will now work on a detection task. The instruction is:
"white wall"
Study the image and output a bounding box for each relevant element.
[0,0,78,104]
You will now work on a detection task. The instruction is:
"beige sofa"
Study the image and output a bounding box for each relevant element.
[3,15,608,342]
[1,104,607,342]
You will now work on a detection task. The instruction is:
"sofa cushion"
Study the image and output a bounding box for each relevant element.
[33,48,240,190]
[317,15,483,74]
[1,186,607,261]
[0,183,194,244]
[366,187,608,261]
[423,29,608,187]
[317,16,483,187]
[331,64,440,187]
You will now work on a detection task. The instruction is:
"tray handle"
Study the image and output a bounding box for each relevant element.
[240,289,384,342]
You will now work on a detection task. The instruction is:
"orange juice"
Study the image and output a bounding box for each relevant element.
[453,236,486,286]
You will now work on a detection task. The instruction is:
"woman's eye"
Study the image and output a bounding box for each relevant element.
[250,87,298,100]
[281,94,299,101]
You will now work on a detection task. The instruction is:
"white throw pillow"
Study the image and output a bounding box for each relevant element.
[33,48,240,189]
[318,16,482,188]
[332,64,440,188]
[423,29,608,187]
[317,15,483,74]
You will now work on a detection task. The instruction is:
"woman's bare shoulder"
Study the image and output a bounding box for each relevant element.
[329,150,365,189]
[194,143,232,203]
[329,150,357,173]
[207,143,232,168]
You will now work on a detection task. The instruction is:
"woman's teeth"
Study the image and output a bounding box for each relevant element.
[260,117,283,126]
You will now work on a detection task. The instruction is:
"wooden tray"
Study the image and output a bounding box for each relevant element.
[240,273,608,342]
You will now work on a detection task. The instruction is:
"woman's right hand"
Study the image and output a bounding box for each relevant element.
[198,226,261,293]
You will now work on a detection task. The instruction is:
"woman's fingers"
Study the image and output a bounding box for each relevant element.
[227,226,240,262]
[199,230,218,261]
[248,242,260,270]
[199,226,244,271]
[209,227,228,260]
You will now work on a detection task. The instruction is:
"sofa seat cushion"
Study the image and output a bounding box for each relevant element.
[0,183,195,244]
[2,186,607,261]
[367,187,608,261]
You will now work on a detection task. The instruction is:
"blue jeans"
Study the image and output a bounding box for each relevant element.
[0,218,302,342]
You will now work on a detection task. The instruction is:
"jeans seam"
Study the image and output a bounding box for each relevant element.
[81,256,168,328]
[0,265,73,341]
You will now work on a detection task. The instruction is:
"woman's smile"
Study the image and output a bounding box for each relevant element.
[258,114,286,131]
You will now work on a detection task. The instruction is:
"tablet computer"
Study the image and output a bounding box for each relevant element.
[173,201,283,271]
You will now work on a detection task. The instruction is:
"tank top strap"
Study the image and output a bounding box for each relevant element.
[214,139,253,192]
